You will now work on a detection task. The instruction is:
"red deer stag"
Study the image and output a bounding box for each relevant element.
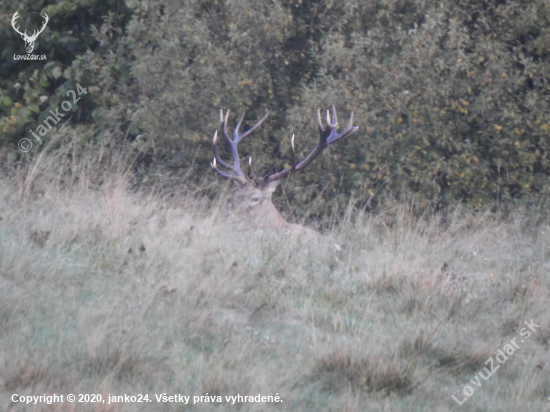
[211,105,358,237]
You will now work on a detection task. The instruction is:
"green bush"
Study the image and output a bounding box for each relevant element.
[3,0,550,217]
[120,0,550,215]
[0,0,134,157]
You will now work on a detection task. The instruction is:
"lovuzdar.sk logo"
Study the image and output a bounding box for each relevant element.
[11,10,48,60]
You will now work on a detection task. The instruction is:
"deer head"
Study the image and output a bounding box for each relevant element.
[211,105,358,236]
[12,11,49,54]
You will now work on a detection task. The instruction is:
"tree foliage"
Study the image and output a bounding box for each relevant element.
[0,0,133,158]
[2,0,550,216]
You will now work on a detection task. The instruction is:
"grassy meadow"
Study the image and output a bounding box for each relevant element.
[1,141,549,411]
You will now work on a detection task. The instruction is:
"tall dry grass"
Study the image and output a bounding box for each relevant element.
[0,130,549,411]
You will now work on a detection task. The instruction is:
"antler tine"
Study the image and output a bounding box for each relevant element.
[220,109,231,142]
[233,112,246,142]
[247,157,255,180]
[325,104,338,127]
[290,134,296,166]
[212,130,232,170]
[327,110,357,144]
[317,109,324,133]
[236,111,270,141]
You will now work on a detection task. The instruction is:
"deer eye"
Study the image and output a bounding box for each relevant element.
[251,196,260,203]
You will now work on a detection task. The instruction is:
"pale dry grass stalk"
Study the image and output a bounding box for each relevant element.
[0,133,549,411]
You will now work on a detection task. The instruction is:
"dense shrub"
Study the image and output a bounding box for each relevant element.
[2,0,550,216]
[0,0,134,158]
[121,0,550,214]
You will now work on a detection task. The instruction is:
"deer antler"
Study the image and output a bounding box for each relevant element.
[212,105,358,186]
[260,105,358,183]
[211,109,270,185]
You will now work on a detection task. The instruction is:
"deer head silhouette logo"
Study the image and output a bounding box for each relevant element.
[11,11,49,54]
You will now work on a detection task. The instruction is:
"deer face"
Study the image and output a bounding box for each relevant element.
[225,181,289,231]
[226,181,322,238]
[229,181,280,213]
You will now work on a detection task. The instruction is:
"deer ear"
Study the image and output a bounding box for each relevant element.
[264,180,280,195]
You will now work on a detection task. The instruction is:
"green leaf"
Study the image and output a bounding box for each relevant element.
[28,104,40,113]
[1,96,13,107]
